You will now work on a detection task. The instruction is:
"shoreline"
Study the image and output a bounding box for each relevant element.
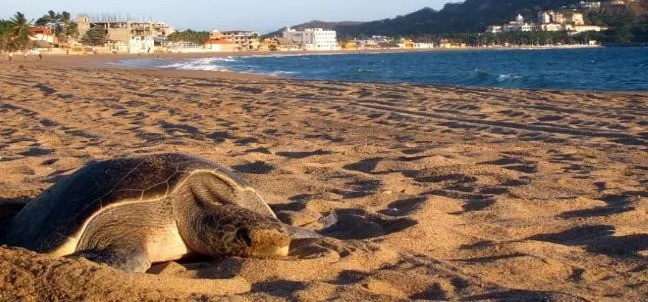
[0,44,643,93]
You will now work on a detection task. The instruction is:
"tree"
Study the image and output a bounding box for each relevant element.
[167,30,210,44]
[0,19,11,50]
[81,27,106,46]
[35,10,57,26]
[7,12,33,51]
[35,10,78,45]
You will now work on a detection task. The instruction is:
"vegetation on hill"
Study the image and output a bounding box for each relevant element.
[350,0,588,37]
[439,2,648,45]
[586,3,648,43]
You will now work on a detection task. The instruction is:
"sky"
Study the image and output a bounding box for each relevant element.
[0,0,449,33]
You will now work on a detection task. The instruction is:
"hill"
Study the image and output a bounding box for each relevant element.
[266,0,584,39]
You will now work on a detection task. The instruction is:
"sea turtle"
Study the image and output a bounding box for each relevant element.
[1,153,307,272]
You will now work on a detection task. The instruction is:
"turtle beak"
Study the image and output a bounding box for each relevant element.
[249,229,291,258]
[252,244,290,257]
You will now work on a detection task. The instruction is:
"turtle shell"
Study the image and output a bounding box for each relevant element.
[1,153,270,254]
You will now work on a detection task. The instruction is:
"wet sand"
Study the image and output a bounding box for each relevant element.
[0,55,646,301]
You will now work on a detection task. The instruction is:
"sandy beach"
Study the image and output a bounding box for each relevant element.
[0,55,646,301]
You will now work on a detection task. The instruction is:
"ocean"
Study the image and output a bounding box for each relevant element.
[114,47,648,91]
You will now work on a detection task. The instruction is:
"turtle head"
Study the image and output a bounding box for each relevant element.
[198,205,291,258]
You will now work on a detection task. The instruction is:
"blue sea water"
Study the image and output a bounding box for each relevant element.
[114,47,648,91]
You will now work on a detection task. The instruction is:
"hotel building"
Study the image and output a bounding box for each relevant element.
[282,27,341,51]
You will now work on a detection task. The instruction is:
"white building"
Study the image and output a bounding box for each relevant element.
[128,36,155,53]
[580,1,602,9]
[485,25,503,33]
[570,13,585,25]
[515,14,525,25]
[283,27,340,51]
[538,11,552,24]
[571,25,607,34]
[541,23,567,31]
[413,42,434,49]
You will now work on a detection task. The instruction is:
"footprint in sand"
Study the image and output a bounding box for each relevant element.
[232,161,274,174]
[18,147,54,157]
[527,224,648,257]
[330,179,382,199]
[321,208,417,240]
[276,150,333,159]
[342,157,383,174]
[378,196,428,217]
[479,157,538,174]
[559,191,645,219]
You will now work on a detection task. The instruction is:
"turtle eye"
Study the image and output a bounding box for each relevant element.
[236,228,252,247]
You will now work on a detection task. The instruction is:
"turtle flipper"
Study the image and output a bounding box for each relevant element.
[285,225,322,239]
[73,246,151,273]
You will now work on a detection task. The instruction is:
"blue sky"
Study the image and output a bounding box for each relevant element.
[0,0,448,33]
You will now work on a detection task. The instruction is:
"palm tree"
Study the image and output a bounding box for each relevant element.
[59,11,76,41]
[8,12,33,51]
[35,10,78,45]
[35,10,58,26]
[0,19,11,50]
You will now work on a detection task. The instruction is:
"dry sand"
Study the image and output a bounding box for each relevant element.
[0,55,646,301]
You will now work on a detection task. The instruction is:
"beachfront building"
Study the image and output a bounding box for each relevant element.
[438,39,467,48]
[29,26,55,44]
[209,30,260,51]
[77,16,156,53]
[413,42,435,49]
[204,31,238,52]
[262,37,301,51]
[151,22,175,38]
[162,41,211,53]
[397,39,415,49]
[350,35,392,49]
[485,25,503,33]
[275,37,301,51]
[282,27,341,51]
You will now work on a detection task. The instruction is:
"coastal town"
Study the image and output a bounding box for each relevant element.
[0,0,637,56]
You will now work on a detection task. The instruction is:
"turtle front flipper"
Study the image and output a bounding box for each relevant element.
[284,225,322,239]
[73,245,151,273]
